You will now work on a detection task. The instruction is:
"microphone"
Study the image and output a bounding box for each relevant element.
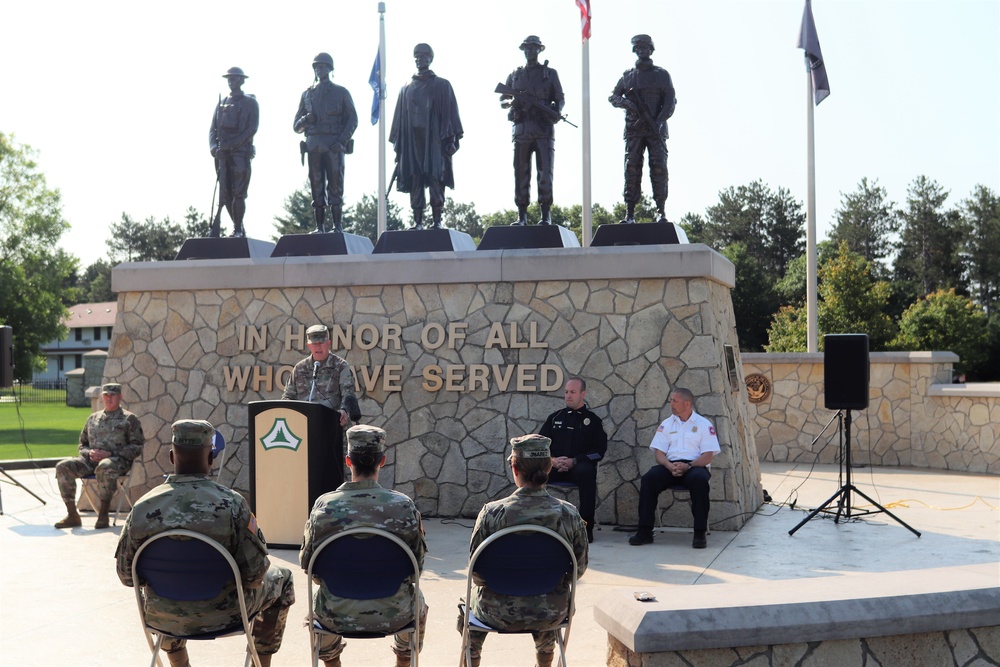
[312,360,320,378]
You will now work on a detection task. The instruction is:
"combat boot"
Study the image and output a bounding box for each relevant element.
[395,653,412,667]
[512,207,528,226]
[323,659,341,667]
[412,209,425,230]
[539,205,552,225]
[536,651,555,667]
[256,653,272,667]
[459,655,480,667]
[165,647,190,667]
[331,205,344,233]
[431,206,443,229]
[94,499,112,529]
[54,501,81,529]
[655,199,668,223]
[622,203,636,224]
[313,207,327,234]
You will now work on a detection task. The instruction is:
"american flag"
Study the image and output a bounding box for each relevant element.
[576,0,591,41]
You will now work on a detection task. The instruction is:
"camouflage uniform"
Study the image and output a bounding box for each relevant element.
[461,435,589,661]
[55,397,145,503]
[115,419,295,657]
[281,351,356,412]
[300,425,427,662]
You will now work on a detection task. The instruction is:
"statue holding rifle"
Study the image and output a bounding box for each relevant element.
[209,67,259,238]
[609,34,676,224]
[497,36,568,226]
[294,52,358,234]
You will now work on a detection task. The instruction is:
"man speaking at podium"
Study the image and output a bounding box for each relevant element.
[282,324,360,427]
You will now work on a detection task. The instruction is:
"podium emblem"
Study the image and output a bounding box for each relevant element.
[259,417,303,451]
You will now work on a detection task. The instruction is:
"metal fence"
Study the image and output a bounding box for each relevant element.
[0,381,68,404]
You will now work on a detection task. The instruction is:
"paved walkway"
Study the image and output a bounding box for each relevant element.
[1,462,997,666]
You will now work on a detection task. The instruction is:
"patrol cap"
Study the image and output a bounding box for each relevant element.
[347,425,386,455]
[306,324,330,343]
[631,34,655,51]
[509,434,551,459]
[520,35,545,51]
[414,43,434,58]
[312,52,334,68]
[171,419,215,448]
[101,383,122,395]
[223,66,248,79]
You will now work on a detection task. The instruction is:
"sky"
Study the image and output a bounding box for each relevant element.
[3,0,998,269]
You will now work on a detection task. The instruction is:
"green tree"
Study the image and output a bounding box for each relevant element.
[721,243,779,352]
[73,260,115,303]
[817,242,896,348]
[272,182,313,238]
[828,177,898,274]
[766,242,895,352]
[0,133,77,379]
[893,288,988,375]
[679,212,706,243]
[704,181,804,280]
[959,184,1000,316]
[183,205,215,239]
[106,213,185,262]
[343,193,405,242]
[442,199,485,241]
[894,175,965,304]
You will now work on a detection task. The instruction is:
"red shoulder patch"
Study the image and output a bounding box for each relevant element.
[709,426,716,436]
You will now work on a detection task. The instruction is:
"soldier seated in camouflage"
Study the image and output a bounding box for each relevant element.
[300,425,428,667]
[54,382,145,529]
[115,420,295,667]
[459,434,589,667]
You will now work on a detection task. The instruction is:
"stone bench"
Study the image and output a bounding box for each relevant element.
[597,562,1000,666]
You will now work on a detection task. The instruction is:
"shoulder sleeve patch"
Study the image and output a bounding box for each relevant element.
[709,426,716,436]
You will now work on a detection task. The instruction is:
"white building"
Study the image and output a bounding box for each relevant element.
[36,301,117,382]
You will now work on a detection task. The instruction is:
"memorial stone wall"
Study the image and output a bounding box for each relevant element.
[106,245,763,529]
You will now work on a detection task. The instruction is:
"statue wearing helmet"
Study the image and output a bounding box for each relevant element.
[209,67,259,238]
[609,35,677,223]
[499,36,565,226]
[293,52,359,233]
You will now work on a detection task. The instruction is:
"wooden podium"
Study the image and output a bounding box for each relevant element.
[248,400,343,548]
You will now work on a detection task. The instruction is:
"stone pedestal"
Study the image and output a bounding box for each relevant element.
[271,232,373,257]
[175,237,275,260]
[108,244,761,529]
[477,224,580,250]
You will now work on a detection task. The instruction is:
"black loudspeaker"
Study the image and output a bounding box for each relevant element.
[824,333,869,410]
[0,326,13,388]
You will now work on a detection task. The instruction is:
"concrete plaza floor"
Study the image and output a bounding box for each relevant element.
[1,461,997,666]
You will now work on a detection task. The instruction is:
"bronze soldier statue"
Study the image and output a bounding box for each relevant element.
[609,35,676,224]
[389,43,463,229]
[294,53,359,233]
[209,67,259,238]
[498,36,565,226]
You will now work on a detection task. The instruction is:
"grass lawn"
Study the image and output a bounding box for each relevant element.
[0,402,89,460]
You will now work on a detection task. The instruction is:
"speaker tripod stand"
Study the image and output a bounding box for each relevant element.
[0,467,47,515]
[789,410,920,537]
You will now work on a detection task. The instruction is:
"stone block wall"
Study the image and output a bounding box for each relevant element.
[607,626,1000,667]
[106,246,763,529]
[743,352,1000,474]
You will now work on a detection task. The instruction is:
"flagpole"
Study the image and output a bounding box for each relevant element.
[581,35,592,247]
[805,66,819,353]
[377,2,387,237]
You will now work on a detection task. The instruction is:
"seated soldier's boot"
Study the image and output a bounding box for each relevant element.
[395,653,412,667]
[256,654,272,667]
[165,647,191,667]
[323,659,341,667]
[459,656,481,667]
[94,500,111,529]
[54,501,82,529]
[536,651,555,667]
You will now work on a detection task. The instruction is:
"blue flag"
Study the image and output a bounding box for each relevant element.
[798,0,830,105]
[369,51,381,125]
